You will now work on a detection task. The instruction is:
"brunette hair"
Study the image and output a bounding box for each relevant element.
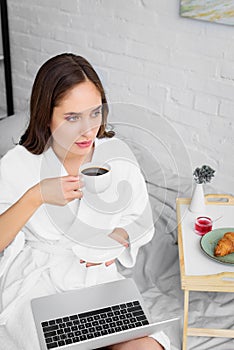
[20,53,114,154]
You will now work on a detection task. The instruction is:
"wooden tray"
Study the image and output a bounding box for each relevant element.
[176,194,234,349]
[177,194,234,292]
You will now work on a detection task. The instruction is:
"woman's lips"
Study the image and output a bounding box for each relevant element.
[75,140,92,148]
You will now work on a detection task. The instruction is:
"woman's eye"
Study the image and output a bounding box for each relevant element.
[65,115,80,122]
[91,110,102,118]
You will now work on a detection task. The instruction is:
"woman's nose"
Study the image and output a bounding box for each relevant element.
[80,118,99,136]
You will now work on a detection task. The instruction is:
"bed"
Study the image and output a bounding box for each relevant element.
[0,111,233,350]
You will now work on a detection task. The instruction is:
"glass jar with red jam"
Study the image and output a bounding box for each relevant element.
[194,216,213,236]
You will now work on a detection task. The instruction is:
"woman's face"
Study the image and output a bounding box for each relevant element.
[50,80,102,159]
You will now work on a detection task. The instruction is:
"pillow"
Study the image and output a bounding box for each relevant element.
[0,113,29,157]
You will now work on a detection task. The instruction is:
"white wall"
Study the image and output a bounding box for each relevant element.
[5,0,234,193]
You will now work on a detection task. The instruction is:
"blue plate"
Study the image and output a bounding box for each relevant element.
[200,228,234,265]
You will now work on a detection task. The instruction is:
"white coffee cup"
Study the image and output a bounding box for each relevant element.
[79,162,111,193]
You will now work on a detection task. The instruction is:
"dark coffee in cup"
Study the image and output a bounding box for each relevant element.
[81,167,109,177]
[80,162,111,193]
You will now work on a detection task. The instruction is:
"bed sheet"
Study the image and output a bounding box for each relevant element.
[116,139,234,350]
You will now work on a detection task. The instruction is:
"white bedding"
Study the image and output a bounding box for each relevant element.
[116,138,234,350]
[0,115,233,350]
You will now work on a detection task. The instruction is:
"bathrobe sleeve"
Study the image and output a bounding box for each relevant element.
[0,145,40,214]
[95,138,156,269]
[116,164,154,268]
[0,155,17,213]
[0,150,26,279]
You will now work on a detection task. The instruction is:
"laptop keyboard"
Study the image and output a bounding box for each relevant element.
[41,300,149,349]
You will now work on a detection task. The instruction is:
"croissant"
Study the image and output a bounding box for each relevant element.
[214,232,234,257]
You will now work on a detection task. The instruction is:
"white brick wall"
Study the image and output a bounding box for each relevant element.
[3,0,234,193]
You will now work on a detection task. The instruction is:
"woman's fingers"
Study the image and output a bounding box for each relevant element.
[40,175,84,205]
[80,259,101,267]
[108,230,129,248]
[85,262,101,267]
[61,176,84,200]
[105,259,115,267]
[64,176,84,191]
[80,259,116,267]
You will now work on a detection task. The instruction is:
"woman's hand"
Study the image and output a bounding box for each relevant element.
[38,175,83,206]
[108,227,129,248]
[80,259,116,268]
[80,228,129,268]
[108,336,164,349]
[0,175,83,252]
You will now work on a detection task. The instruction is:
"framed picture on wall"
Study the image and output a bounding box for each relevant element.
[180,0,234,26]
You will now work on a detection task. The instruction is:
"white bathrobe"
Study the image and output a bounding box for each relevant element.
[0,137,170,349]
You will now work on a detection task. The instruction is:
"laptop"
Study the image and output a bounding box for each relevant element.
[31,278,179,350]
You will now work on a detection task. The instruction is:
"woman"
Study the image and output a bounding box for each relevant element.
[0,53,170,349]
